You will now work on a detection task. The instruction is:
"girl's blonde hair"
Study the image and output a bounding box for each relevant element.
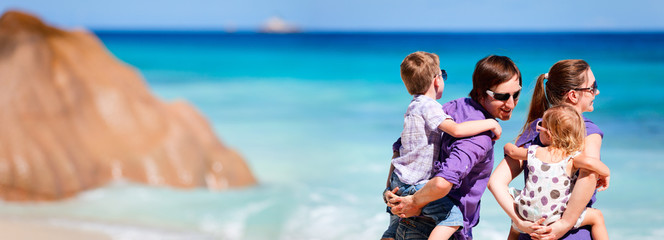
[542,104,586,157]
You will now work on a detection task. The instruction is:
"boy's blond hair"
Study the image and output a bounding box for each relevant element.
[542,104,586,157]
[400,51,440,95]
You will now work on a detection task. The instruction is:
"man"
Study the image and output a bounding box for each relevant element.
[385,55,522,240]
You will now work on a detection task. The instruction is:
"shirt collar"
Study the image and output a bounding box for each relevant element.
[466,97,495,120]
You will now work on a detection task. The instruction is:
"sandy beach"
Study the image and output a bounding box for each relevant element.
[0,218,112,240]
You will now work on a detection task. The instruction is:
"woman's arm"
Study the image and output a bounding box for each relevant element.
[531,133,603,239]
[574,134,610,190]
[487,156,539,233]
[532,170,598,240]
[439,118,502,140]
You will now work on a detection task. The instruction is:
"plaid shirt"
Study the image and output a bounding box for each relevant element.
[392,95,451,185]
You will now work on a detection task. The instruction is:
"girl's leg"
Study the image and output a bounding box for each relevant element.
[428,226,459,240]
[507,226,520,240]
[579,208,608,240]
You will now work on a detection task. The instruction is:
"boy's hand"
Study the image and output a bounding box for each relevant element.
[383,187,399,204]
[491,120,502,141]
[597,175,610,191]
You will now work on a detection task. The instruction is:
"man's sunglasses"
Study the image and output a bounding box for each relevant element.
[573,81,598,94]
[486,89,521,101]
[436,69,448,81]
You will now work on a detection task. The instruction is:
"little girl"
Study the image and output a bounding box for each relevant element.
[503,105,609,240]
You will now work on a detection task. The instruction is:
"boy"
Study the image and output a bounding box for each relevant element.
[382,52,502,240]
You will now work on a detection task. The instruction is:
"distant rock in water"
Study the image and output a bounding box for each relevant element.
[259,16,299,33]
[0,10,257,201]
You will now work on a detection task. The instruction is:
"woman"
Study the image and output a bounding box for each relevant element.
[488,59,607,240]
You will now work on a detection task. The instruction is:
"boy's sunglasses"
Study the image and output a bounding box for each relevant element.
[436,69,448,81]
[486,89,520,101]
[573,81,598,94]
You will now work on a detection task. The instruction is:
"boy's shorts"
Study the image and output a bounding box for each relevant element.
[383,172,463,238]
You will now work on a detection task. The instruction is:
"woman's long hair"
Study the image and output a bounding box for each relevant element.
[519,60,590,138]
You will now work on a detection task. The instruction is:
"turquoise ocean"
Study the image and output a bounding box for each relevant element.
[1,32,663,239]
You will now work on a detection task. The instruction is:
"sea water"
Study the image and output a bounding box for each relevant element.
[1,32,663,239]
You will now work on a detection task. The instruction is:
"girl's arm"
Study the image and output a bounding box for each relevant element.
[504,142,528,160]
[531,133,603,239]
[573,154,610,177]
[488,156,537,233]
[439,118,502,140]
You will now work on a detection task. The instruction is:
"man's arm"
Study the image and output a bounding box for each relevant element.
[388,132,493,217]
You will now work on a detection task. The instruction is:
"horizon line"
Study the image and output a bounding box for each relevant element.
[90,29,664,34]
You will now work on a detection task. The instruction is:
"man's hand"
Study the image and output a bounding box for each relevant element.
[388,195,422,218]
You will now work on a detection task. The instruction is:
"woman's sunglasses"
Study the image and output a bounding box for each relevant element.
[486,89,520,101]
[573,81,598,94]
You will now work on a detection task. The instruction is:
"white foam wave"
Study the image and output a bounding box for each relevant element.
[198,199,273,240]
[49,218,214,240]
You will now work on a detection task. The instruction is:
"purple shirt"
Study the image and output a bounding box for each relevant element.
[437,98,496,240]
[395,98,496,240]
[515,116,603,240]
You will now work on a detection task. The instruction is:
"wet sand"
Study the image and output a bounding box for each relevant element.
[0,218,112,240]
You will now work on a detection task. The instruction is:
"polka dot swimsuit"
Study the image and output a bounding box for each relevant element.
[513,145,581,226]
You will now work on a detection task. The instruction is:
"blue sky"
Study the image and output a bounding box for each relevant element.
[1,0,663,32]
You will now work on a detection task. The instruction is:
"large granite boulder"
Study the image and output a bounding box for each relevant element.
[0,10,256,201]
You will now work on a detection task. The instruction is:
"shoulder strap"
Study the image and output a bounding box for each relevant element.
[564,151,582,162]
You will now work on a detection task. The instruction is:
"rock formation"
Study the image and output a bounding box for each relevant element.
[0,10,257,201]
[259,16,299,33]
